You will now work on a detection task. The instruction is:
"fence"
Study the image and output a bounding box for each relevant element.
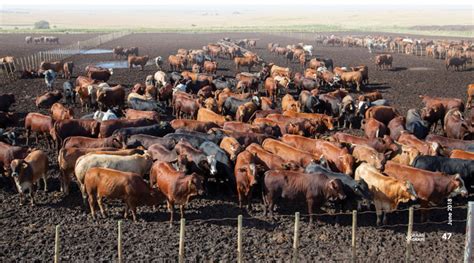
[43,202,473,262]
[0,31,131,85]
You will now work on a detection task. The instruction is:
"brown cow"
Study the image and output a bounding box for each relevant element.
[86,66,113,82]
[128,55,149,71]
[36,90,63,108]
[332,132,399,153]
[387,116,406,141]
[84,167,164,221]
[234,56,259,72]
[352,144,386,170]
[282,94,301,113]
[364,106,400,125]
[340,71,363,92]
[51,119,101,149]
[203,61,217,74]
[384,161,467,221]
[362,118,387,139]
[282,111,335,131]
[450,149,474,160]
[170,119,219,132]
[10,150,48,205]
[262,138,319,167]
[174,95,200,120]
[24,113,54,148]
[358,91,382,102]
[467,83,474,109]
[150,161,204,225]
[125,109,160,122]
[444,109,471,139]
[263,170,346,223]
[236,101,259,122]
[313,139,354,175]
[96,85,126,110]
[420,95,465,112]
[398,132,439,156]
[351,65,369,84]
[234,150,258,209]
[374,54,392,70]
[390,145,420,166]
[246,143,302,171]
[62,136,119,149]
[39,61,63,74]
[308,58,325,69]
[169,55,185,71]
[220,136,243,161]
[63,62,74,79]
[0,142,29,176]
[197,108,232,126]
[50,103,74,121]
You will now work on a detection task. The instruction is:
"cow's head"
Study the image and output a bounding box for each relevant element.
[400,181,418,202]
[10,159,28,192]
[354,179,373,201]
[339,154,354,176]
[188,173,205,196]
[206,154,217,175]
[325,179,346,202]
[449,174,468,198]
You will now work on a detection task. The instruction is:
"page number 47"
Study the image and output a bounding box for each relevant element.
[442,233,452,240]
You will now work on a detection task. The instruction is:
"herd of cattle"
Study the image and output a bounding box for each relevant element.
[0,35,473,226]
[317,34,473,71]
[25,36,60,45]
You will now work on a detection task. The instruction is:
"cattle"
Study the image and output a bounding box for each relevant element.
[387,116,406,141]
[150,161,204,224]
[355,163,417,225]
[340,71,363,92]
[96,85,126,110]
[374,54,393,70]
[86,66,113,82]
[155,56,163,70]
[36,90,63,109]
[234,56,259,72]
[222,96,258,116]
[263,170,346,223]
[389,145,420,166]
[362,118,387,139]
[358,91,382,102]
[113,46,124,58]
[125,109,160,122]
[299,90,322,113]
[91,109,119,122]
[308,58,325,70]
[0,93,15,111]
[451,149,474,160]
[405,109,430,139]
[262,138,320,168]
[112,122,174,147]
[124,47,139,57]
[148,142,178,162]
[62,136,119,149]
[128,97,160,111]
[364,106,399,125]
[62,81,76,106]
[246,143,301,172]
[467,84,474,109]
[168,55,186,71]
[0,142,29,176]
[234,150,258,209]
[351,65,369,84]
[174,95,200,120]
[444,109,471,139]
[384,161,467,221]
[0,112,15,129]
[312,139,354,175]
[170,119,219,133]
[203,61,217,74]
[84,167,164,221]
[425,134,474,153]
[218,136,244,162]
[39,61,63,74]
[236,101,259,123]
[282,111,336,131]
[258,115,316,137]
[174,140,217,175]
[51,119,101,149]
[99,119,153,138]
[412,156,474,192]
[420,103,445,132]
[398,132,439,156]
[446,57,467,71]
[128,55,149,71]
[332,132,398,153]
[281,94,301,113]
[75,152,153,203]
[420,95,465,112]
[51,103,74,121]
[197,108,232,126]
[305,163,372,212]
[24,113,54,148]
[125,134,176,150]
[10,150,48,205]
[63,62,74,79]
[352,144,386,170]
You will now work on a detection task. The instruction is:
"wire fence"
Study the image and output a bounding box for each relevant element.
[0,31,131,85]
[4,203,466,262]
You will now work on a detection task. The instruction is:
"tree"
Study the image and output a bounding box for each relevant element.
[34,20,50,30]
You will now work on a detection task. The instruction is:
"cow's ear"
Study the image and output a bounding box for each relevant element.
[329,179,338,189]
[22,162,28,169]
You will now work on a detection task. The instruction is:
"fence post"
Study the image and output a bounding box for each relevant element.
[292,212,300,263]
[405,207,414,263]
[117,220,122,263]
[54,225,60,263]
[178,218,185,263]
[464,201,474,263]
[237,214,243,263]
[352,210,357,263]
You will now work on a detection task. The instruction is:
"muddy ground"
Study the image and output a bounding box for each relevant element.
[0,32,473,262]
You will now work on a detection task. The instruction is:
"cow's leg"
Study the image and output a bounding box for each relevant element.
[35,132,39,144]
[88,195,96,219]
[382,211,388,225]
[43,174,47,192]
[168,201,174,227]
[25,129,30,146]
[130,205,137,222]
[180,205,185,219]
[29,187,35,206]
[97,197,107,218]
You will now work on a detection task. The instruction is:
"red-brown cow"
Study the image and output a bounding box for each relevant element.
[234,150,258,209]
[24,113,54,148]
[51,103,74,121]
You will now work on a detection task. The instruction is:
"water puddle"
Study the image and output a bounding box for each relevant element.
[95,60,155,69]
[408,67,433,71]
[47,49,113,55]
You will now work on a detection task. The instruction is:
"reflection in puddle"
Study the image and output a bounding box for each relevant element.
[408,67,433,71]
[95,60,155,69]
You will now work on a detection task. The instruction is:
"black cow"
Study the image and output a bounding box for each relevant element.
[222,96,253,116]
[63,81,76,106]
[163,133,209,148]
[199,141,235,193]
[112,122,174,146]
[175,129,224,145]
[0,93,15,111]
[128,97,160,111]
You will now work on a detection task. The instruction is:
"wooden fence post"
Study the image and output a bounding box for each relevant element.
[179,218,185,263]
[352,210,357,263]
[237,215,243,263]
[405,207,414,263]
[118,220,122,263]
[292,212,300,263]
[54,225,60,263]
[464,201,474,263]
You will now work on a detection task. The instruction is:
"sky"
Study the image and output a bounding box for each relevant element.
[2,0,472,6]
